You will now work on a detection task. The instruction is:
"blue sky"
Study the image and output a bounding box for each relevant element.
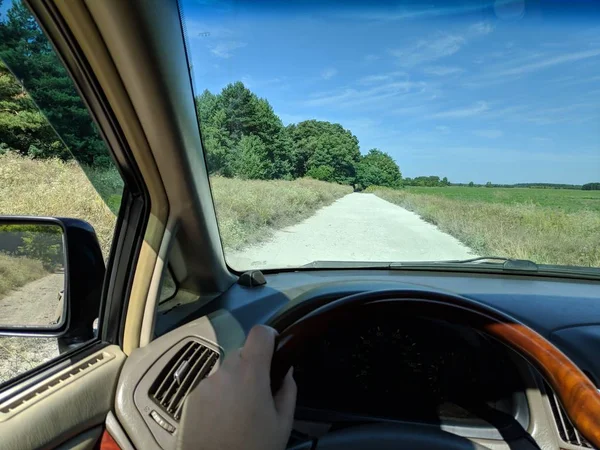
[181,0,600,184]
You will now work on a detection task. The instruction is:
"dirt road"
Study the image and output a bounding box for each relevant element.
[0,273,63,383]
[229,193,475,269]
[0,273,64,327]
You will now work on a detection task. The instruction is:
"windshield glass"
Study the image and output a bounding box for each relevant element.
[180,0,600,271]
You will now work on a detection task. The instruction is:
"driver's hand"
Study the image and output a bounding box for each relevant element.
[177,325,297,450]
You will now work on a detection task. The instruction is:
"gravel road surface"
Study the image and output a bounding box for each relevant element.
[0,273,64,327]
[228,193,475,269]
[0,273,63,383]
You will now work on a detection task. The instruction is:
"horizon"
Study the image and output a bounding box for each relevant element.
[180,0,600,185]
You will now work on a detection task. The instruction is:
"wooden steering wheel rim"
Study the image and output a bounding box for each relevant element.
[271,289,600,448]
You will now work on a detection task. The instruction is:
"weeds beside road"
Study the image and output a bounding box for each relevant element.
[0,153,118,257]
[211,176,352,249]
[367,186,600,267]
[0,153,353,252]
[0,253,48,298]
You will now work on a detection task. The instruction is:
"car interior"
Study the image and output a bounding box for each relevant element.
[0,1,600,450]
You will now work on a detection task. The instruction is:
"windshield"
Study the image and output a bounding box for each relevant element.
[180,0,600,271]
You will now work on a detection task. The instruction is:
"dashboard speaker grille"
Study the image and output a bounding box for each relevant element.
[544,381,591,448]
[150,340,219,420]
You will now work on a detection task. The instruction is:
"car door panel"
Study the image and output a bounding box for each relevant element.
[54,426,103,450]
[0,345,125,450]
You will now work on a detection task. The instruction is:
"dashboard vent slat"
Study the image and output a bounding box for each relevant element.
[150,340,219,421]
[174,351,219,419]
[544,381,591,448]
[166,347,207,412]
[153,342,198,405]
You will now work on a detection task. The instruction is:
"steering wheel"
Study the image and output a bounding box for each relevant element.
[270,289,600,450]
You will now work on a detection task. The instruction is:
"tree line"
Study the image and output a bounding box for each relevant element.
[403,176,450,187]
[196,82,401,188]
[1,0,597,192]
[0,0,402,190]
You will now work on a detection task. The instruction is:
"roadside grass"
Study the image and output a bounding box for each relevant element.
[366,186,600,267]
[0,253,48,298]
[0,253,52,383]
[210,176,353,249]
[0,153,118,257]
[406,186,600,213]
[0,153,353,252]
[0,337,58,383]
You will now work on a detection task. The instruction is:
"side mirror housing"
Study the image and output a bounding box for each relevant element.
[0,217,105,349]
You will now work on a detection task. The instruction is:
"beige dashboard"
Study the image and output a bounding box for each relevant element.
[110,305,584,450]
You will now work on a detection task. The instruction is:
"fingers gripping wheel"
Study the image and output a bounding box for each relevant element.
[270,289,600,449]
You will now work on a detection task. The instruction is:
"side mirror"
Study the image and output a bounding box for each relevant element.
[0,217,105,349]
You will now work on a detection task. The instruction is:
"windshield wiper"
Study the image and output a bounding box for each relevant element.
[300,258,538,271]
[442,256,539,271]
[390,257,539,272]
[301,259,600,279]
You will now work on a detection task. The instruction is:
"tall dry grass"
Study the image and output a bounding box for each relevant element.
[0,152,119,256]
[211,176,352,249]
[0,253,48,298]
[367,187,600,267]
[0,153,353,252]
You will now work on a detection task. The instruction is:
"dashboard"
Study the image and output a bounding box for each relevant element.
[293,315,525,428]
[114,269,600,450]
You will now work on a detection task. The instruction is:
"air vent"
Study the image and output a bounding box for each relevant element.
[544,382,591,448]
[150,340,219,420]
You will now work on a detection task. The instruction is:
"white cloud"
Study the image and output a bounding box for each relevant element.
[390,34,466,67]
[495,49,600,77]
[360,74,391,84]
[321,68,338,80]
[208,40,247,58]
[473,129,503,139]
[337,1,514,21]
[436,125,450,132]
[359,71,407,84]
[469,22,494,35]
[431,101,489,118]
[532,137,553,144]
[305,80,426,108]
[391,105,430,116]
[365,54,381,62]
[423,66,464,76]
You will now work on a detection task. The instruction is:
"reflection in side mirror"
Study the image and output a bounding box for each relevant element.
[0,222,66,329]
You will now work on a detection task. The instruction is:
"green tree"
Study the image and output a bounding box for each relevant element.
[582,182,600,191]
[253,98,292,178]
[468,181,475,187]
[196,82,292,178]
[306,165,335,181]
[233,135,273,180]
[485,181,493,188]
[0,1,108,165]
[442,176,449,186]
[288,120,360,184]
[412,176,442,187]
[355,148,402,189]
[0,60,65,157]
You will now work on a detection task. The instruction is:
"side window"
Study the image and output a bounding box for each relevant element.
[0,2,124,384]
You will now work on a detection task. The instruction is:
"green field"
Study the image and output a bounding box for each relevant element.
[367,186,600,267]
[406,186,600,213]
